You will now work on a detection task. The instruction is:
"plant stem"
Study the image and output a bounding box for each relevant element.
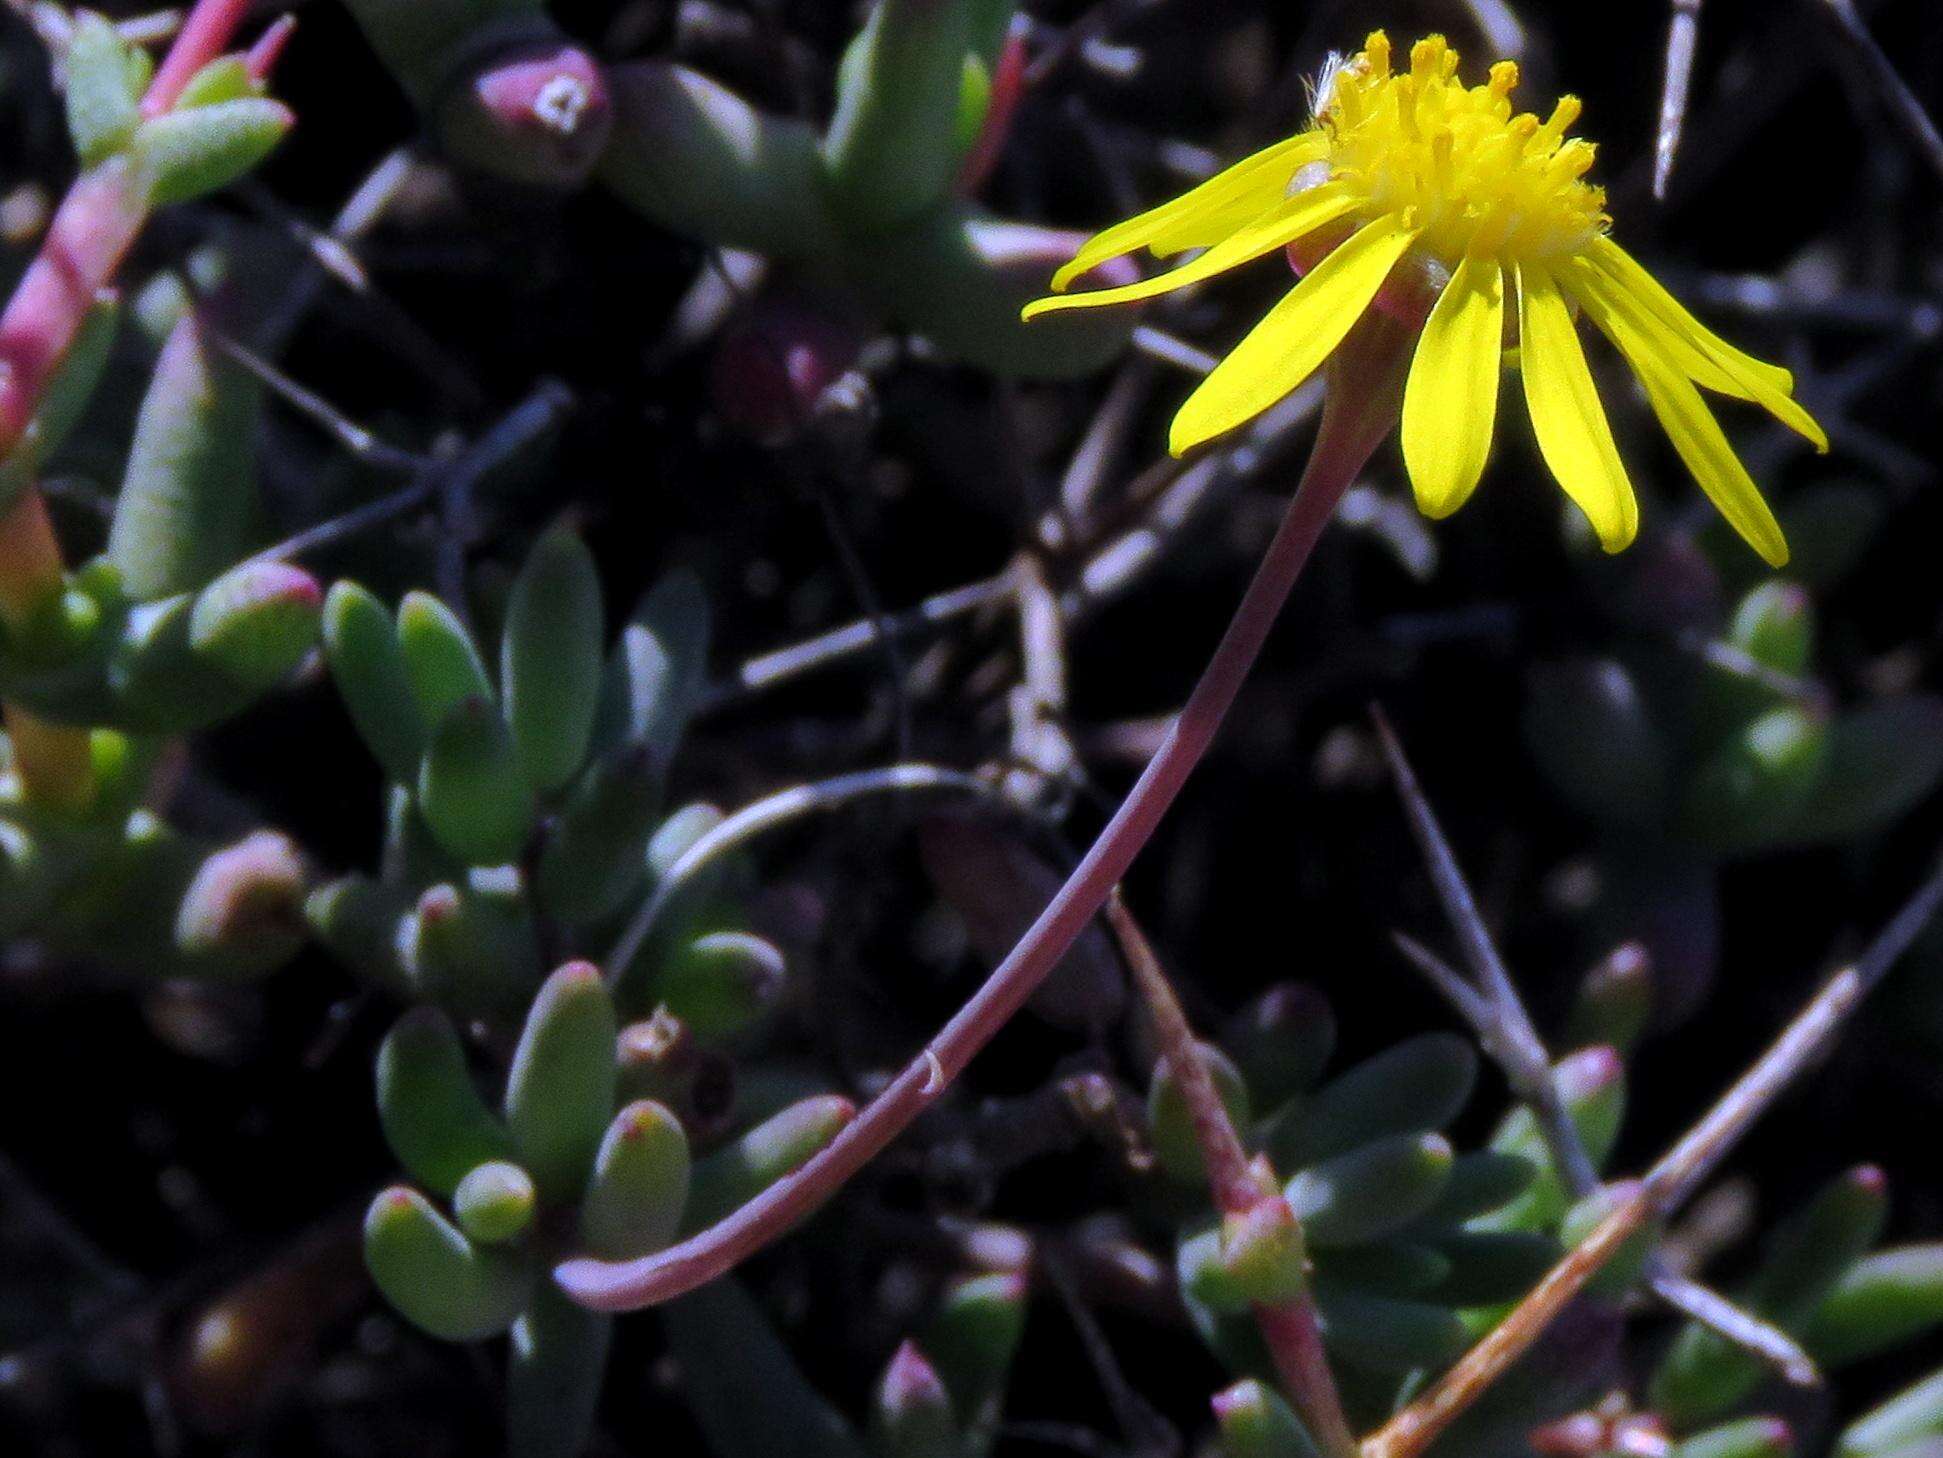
[1107,894,1357,1458]
[141,0,258,116]
[0,0,264,804]
[556,315,1415,1313]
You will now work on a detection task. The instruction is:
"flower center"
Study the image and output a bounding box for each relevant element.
[1317,32,1608,269]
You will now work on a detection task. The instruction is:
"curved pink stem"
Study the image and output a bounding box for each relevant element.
[142,0,257,116]
[557,314,1415,1312]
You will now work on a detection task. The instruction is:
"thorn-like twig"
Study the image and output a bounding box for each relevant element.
[1364,852,1943,1458]
[1654,0,1703,199]
[1815,0,1943,187]
[1370,707,1599,1196]
[1376,709,1822,1388]
[240,379,573,567]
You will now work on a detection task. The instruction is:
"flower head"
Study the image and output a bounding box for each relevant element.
[1024,31,1827,566]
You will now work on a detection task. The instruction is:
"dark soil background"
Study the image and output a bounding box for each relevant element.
[2,0,1940,1454]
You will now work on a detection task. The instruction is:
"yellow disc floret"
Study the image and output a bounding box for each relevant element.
[1022,29,1828,568]
[1321,33,1607,269]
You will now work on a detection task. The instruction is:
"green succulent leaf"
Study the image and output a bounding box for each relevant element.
[363,1186,533,1341]
[504,964,620,1205]
[376,1008,514,1197]
[502,526,604,794]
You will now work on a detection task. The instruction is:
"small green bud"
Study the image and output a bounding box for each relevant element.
[453,1161,538,1244]
[1564,942,1654,1055]
[399,874,542,1013]
[188,563,320,681]
[1219,1198,1310,1306]
[174,55,258,109]
[171,828,306,978]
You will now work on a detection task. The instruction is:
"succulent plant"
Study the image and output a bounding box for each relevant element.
[333,0,1135,405]
[365,962,859,1457]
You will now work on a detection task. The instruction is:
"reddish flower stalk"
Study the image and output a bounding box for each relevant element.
[142,0,258,116]
[957,19,1029,197]
[555,312,1416,1314]
[1,0,271,803]
[1106,894,1358,1458]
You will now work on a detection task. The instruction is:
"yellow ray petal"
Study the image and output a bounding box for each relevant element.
[1582,240,1827,452]
[1049,133,1329,291]
[1168,215,1420,456]
[1516,260,1639,553]
[1402,252,1505,519]
[1025,185,1358,321]
[1565,273,1789,567]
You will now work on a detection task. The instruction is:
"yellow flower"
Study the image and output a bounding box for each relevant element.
[1024,31,1827,566]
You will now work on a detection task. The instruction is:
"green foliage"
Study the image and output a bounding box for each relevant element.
[341,0,1132,382]
[363,944,850,1457]
[1523,576,1943,946]
[63,15,149,165]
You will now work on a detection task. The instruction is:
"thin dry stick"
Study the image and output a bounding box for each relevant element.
[1391,932,1817,1388]
[1106,894,1357,1458]
[1816,0,1943,186]
[606,763,1001,978]
[1376,712,1816,1386]
[1371,708,1596,1195]
[1654,0,1703,199]
[555,315,1415,1314]
[1363,854,1943,1458]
